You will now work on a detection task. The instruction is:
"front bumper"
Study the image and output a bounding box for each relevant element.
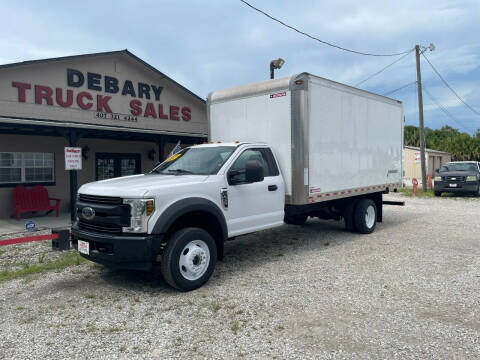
[71,224,163,270]
[434,181,479,193]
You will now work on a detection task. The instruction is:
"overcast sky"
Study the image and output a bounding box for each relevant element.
[1,0,479,134]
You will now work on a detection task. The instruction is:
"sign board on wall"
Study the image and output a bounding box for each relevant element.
[65,147,82,170]
[414,152,427,164]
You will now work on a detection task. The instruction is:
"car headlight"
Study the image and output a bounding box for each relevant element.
[122,198,155,233]
[434,176,442,181]
[466,175,477,182]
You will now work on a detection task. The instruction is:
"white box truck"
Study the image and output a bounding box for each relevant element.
[72,73,404,291]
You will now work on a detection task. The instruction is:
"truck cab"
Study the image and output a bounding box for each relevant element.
[72,142,285,291]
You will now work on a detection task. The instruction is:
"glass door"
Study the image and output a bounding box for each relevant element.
[96,153,141,180]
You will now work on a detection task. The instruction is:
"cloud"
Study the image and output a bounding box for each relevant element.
[0,0,479,133]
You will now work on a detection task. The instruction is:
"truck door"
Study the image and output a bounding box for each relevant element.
[226,148,285,237]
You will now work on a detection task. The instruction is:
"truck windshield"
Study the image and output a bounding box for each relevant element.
[151,146,236,175]
[439,163,478,172]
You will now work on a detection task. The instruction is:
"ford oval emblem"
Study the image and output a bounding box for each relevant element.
[82,207,95,221]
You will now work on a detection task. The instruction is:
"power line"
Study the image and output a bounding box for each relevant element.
[356,51,413,87]
[382,81,417,97]
[355,49,414,87]
[421,52,480,117]
[421,84,474,133]
[239,0,414,57]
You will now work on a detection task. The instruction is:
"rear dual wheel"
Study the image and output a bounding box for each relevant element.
[344,198,377,234]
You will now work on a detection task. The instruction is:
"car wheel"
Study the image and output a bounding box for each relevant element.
[434,191,441,197]
[161,227,217,291]
[343,199,358,232]
[353,199,377,234]
[284,214,308,225]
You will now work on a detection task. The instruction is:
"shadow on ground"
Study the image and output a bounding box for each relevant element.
[72,211,414,293]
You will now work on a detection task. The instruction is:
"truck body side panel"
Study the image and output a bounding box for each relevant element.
[307,77,403,202]
[208,73,404,206]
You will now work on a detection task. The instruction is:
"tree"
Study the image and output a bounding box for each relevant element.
[404,125,480,161]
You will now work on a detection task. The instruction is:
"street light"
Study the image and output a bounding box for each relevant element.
[270,58,285,79]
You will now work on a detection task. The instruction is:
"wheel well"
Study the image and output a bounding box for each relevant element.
[165,211,224,260]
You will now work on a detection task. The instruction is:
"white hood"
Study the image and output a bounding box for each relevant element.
[79,174,209,198]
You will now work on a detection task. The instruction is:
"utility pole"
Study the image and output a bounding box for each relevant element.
[415,45,427,192]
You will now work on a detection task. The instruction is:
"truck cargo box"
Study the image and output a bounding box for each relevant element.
[208,72,403,205]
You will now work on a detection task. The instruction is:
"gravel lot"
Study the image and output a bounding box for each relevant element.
[0,193,479,359]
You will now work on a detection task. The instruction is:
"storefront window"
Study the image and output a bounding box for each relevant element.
[0,152,55,185]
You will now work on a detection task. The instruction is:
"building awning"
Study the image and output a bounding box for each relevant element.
[0,116,207,138]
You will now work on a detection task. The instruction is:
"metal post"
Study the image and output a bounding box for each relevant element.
[415,45,427,192]
[157,136,167,162]
[270,62,274,79]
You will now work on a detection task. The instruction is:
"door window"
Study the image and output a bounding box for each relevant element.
[229,148,278,183]
[96,153,141,180]
[97,159,115,180]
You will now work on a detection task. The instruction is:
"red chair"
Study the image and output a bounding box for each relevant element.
[11,185,61,220]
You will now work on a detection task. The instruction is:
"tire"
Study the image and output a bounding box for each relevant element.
[434,191,441,197]
[476,186,480,197]
[353,199,377,234]
[161,227,217,291]
[284,214,308,225]
[343,199,358,232]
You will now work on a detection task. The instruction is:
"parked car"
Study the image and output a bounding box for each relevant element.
[434,161,480,196]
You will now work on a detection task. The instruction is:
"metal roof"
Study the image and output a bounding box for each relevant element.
[0,49,205,104]
[404,145,451,155]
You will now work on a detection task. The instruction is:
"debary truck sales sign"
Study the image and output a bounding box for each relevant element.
[11,69,191,122]
[0,53,207,136]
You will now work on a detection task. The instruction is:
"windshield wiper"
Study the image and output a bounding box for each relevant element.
[167,169,193,174]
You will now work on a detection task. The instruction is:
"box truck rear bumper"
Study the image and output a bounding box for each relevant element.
[71,226,163,270]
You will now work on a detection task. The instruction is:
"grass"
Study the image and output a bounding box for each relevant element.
[231,319,240,334]
[397,188,435,197]
[0,251,86,283]
[0,250,4,256]
[211,300,222,312]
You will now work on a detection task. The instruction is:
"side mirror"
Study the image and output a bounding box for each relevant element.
[435,168,439,173]
[245,160,264,183]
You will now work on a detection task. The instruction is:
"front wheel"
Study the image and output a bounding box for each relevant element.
[353,199,377,234]
[161,228,217,291]
[434,191,441,197]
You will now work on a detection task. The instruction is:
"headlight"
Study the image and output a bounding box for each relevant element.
[434,176,442,181]
[122,198,155,233]
[466,175,477,182]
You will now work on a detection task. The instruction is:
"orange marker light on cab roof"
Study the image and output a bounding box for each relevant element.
[235,140,240,144]
[217,141,222,143]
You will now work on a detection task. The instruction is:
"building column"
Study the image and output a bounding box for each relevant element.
[67,130,81,222]
[157,136,167,162]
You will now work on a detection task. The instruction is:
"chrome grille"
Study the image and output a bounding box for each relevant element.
[78,194,122,205]
[445,176,465,182]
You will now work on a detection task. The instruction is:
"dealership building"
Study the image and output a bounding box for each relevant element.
[0,50,207,220]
